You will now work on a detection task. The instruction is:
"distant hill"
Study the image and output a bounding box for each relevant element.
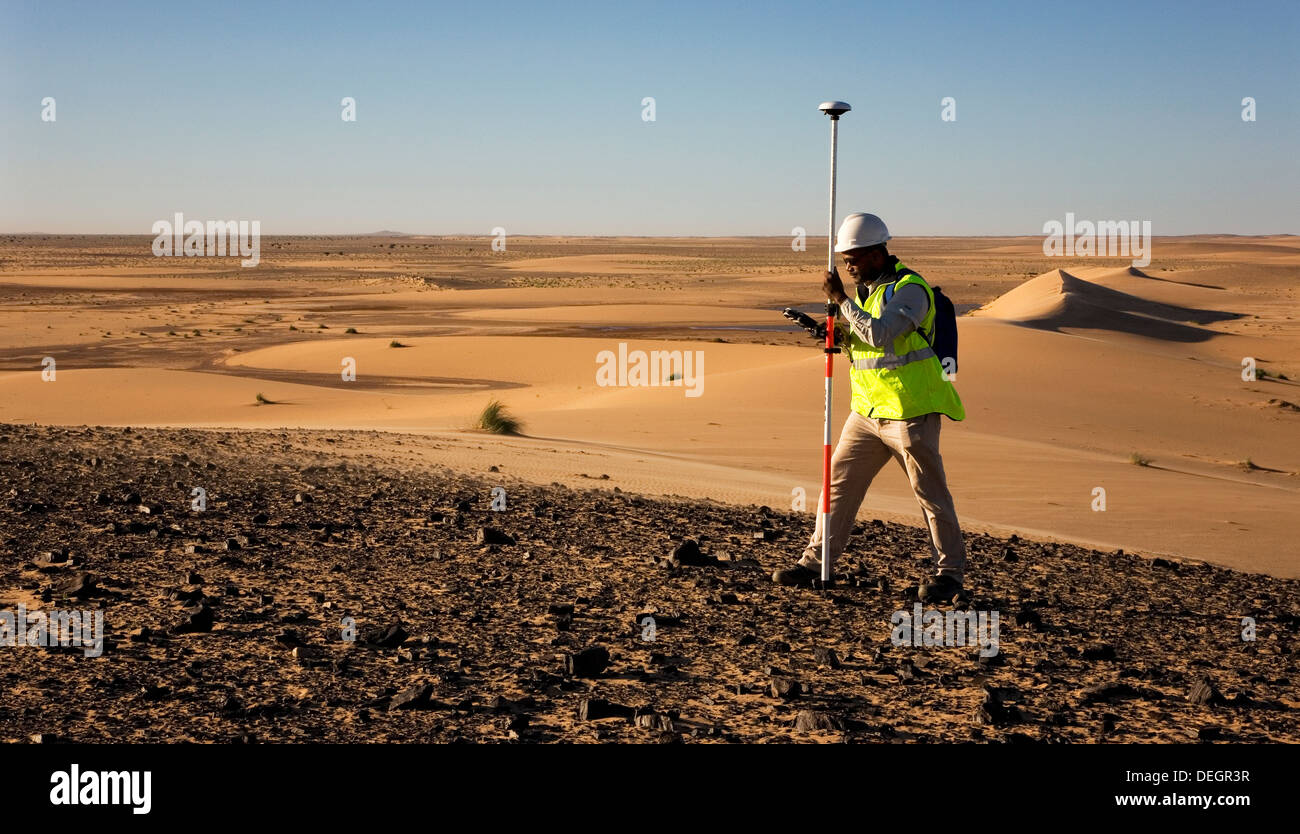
[360,230,411,237]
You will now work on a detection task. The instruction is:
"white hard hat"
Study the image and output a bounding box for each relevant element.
[834,212,891,253]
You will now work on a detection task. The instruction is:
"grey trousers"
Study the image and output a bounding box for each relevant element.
[800,410,967,581]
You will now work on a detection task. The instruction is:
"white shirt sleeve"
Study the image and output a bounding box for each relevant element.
[838,283,930,348]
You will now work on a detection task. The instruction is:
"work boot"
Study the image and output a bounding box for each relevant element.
[918,573,964,604]
[771,563,818,587]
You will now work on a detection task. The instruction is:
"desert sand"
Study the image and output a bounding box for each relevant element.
[2,234,1296,578]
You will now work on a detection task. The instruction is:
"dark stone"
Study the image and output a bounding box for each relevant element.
[795,710,845,732]
[770,677,801,700]
[173,603,214,634]
[634,710,674,732]
[389,683,434,711]
[477,527,516,546]
[1015,609,1042,629]
[167,586,205,605]
[1081,682,1141,703]
[38,549,70,565]
[1188,676,1222,706]
[55,572,97,599]
[577,698,634,721]
[565,645,610,678]
[1001,546,1018,562]
[974,686,1020,726]
[1081,643,1117,661]
[670,539,716,567]
[275,630,305,648]
[364,622,409,648]
[814,646,842,669]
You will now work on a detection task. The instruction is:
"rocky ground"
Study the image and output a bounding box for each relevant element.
[1,424,1297,743]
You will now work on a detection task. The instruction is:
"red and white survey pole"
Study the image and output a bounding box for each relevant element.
[817,101,850,584]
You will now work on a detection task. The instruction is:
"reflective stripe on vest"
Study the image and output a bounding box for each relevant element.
[851,346,935,370]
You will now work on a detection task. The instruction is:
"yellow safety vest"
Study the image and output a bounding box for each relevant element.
[845,262,965,421]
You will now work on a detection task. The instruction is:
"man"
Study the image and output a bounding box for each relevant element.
[773,212,968,602]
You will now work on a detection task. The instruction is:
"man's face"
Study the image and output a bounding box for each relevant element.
[841,247,886,283]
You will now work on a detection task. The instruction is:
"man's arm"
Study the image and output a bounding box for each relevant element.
[838,283,929,348]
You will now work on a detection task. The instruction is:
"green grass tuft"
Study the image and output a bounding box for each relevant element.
[474,398,522,435]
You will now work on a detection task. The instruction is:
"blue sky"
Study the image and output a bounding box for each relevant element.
[2,0,1296,235]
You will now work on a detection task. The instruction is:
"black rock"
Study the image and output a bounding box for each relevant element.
[55,572,97,599]
[389,683,434,711]
[577,698,634,721]
[974,686,1020,726]
[795,710,845,732]
[477,527,516,546]
[770,677,801,700]
[174,603,214,634]
[167,586,205,605]
[1081,681,1141,703]
[670,539,716,567]
[364,622,409,648]
[1015,610,1042,629]
[565,645,610,678]
[1081,643,1117,661]
[634,710,675,732]
[1188,676,1222,706]
[38,549,70,565]
[814,646,842,669]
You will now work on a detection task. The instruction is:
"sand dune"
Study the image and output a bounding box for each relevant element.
[970,267,1240,340]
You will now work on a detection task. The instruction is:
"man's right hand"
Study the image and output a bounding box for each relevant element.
[814,319,846,346]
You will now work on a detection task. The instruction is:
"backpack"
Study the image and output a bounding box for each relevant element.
[883,274,958,379]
